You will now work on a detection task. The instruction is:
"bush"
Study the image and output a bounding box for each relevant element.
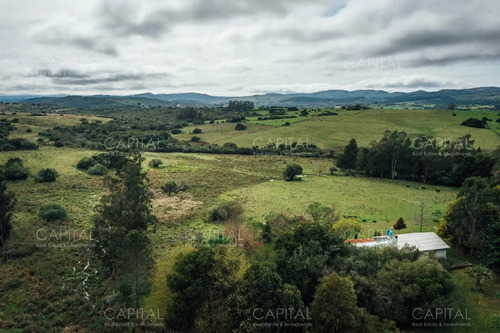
[171,129,182,134]
[461,118,485,128]
[87,163,108,176]
[2,158,29,180]
[54,141,64,147]
[223,142,238,149]
[206,200,243,223]
[26,128,32,133]
[283,164,303,181]
[35,168,59,182]
[76,157,96,170]
[235,123,247,131]
[190,136,201,142]
[149,159,163,168]
[161,181,178,196]
[6,138,38,151]
[192,128,202,134]
[38,204,68,221]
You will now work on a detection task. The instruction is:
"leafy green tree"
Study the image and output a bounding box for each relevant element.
[466,265,492,291]
[0,177,16,247]
[306,202,338,224]
[274,222,346,304]
[284,164,303,181]
[231,262,306,332]
[437,177,499,258]
[373,256,453,325]
[337,138,358,173]
[333,217,361,238]
[166,247,214,331]
[311,273,362,333]
[167,247,247,332]
[194,247,248,332]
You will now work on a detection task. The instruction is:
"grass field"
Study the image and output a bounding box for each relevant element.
[223,174,457,233]
[174,109,500,150]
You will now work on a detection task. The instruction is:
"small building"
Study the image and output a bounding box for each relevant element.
[345,231,450,259]
[397,232,450,259]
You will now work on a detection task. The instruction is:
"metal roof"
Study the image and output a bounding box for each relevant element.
[396,232,450,252]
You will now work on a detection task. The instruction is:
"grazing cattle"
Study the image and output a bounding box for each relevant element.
[421,187,426,190]
[435,189,441,193]
[416,187,421,190]
[406,184,410,187]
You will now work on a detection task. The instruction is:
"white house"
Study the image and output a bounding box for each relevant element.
[346,232,450,259]
[397,232,450,259]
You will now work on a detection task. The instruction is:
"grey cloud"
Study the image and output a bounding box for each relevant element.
[361,76,459,89]
[51,72,170,86]
[97,0,320,38]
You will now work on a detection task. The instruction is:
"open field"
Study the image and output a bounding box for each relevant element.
[174,109,500,150]
[223,175,457,233]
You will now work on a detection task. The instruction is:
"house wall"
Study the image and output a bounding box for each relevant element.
[435,249,447,259]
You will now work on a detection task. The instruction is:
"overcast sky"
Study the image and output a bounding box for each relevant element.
[0,0,499,96]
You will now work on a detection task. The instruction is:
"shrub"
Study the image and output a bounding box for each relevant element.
[54,141,64,147]
[35,168,59,182]
[26,128,32,133]
[161,181,178,196]
[223,142,238,149]
[2,158,29,180]
[76,157,96,170]
[38,204,68,221]
[192,128,202,134]
[149,159,163,168]
[206,200,243,223]
[283,164,303,181]
[190,136,201,142]
[171,129,182,134]
[87,163,108,176]
[235,123,247,131]
[7,138,38,150]
[460,118,485,128]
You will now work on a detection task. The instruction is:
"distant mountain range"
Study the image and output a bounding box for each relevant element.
[2,87,499,108]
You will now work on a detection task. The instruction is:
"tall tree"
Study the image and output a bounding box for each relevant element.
[274,222,346,304]
[337,138,358,173]
[437,177,499,257]
[0,177,16,247]
[118,230,153,309]
[311,273,362,333]
[93,156,156,277]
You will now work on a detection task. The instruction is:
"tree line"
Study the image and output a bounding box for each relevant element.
[337,131,496,186]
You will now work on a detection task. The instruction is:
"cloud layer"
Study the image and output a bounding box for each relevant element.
[0,0,498,95]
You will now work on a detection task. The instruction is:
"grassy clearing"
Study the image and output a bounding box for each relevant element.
[223,174,457,233]
[172,109,500,150]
